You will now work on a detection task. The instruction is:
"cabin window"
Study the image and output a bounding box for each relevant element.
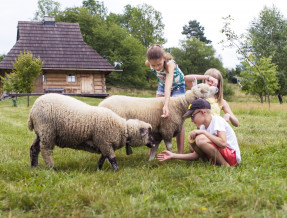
[67,74,76,83]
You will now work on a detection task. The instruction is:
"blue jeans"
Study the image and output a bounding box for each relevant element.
[156,83,185,97]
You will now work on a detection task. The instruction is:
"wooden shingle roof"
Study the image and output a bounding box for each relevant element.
[0,20,115,71]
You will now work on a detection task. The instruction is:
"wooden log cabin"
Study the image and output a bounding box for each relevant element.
[0,16,117,97]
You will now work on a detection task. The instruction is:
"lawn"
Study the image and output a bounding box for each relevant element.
[0,90,286,217]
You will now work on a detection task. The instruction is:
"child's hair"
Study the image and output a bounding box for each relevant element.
[146,44,173,73]
[204,68,223,105]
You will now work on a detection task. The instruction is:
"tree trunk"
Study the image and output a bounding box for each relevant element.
[278,94,283,104]
[259,94,263,103]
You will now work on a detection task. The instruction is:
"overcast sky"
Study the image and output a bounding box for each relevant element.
[1,0,287,69]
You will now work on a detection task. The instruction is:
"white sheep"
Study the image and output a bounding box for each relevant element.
[27,93,154,171]
[99,83,218,160]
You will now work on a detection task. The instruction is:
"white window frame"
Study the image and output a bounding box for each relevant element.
[67,74,76,83]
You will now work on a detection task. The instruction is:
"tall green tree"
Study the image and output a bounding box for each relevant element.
[82,0,107,17]
[171,38,224,75]
[240,55,279,103]
[246,6,287,103]
[182,20,211,44]
[34,0,60,21]
[113,3,166,47]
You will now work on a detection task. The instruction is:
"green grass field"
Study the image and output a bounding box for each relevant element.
[0,88,286,217]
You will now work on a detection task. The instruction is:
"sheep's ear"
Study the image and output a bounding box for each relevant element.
[140,128,148,136]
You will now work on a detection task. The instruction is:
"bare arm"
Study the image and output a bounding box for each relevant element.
[157,150,199,161]
[190,129,227,148]
[162,61,176,118]
[184,74,211,89]
[222,99,239,127]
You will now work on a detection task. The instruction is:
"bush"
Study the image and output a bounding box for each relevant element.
[223,80,235,101]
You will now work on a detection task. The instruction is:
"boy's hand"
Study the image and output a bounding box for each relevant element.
[157,150,174,161]
[190,129,201,140]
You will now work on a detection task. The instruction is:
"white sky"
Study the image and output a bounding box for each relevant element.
[1,0,287,69]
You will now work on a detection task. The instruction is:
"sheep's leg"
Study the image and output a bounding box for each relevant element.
[98,154,106,170]
[40,142,56,170]
[148,142,160,161]
[98,143,118,171]
[126,144,133,155]
[107,157,119,171]
[30,135,40,167]
[164,140,172,151]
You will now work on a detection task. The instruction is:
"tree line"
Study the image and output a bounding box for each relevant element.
[32,0,225,90]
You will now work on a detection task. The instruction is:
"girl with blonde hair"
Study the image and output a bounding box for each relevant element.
[184,68,238,127]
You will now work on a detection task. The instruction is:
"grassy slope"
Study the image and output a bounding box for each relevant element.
[0,87,286,217]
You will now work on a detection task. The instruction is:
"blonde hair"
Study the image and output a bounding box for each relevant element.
[146,44,173,74]
[204,68,223,105]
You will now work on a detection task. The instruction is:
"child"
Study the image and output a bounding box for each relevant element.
[184,68,239,127]
[146,44,185,153]
[157,98,241,167]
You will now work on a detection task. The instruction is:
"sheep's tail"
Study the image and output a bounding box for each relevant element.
[27,115,34,131]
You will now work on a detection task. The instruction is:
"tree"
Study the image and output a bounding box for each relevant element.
[240,55,279,103]
[182,20,211,44]
[0,51,43,105]
[1,51,43,93]
[246,6,287,103]
[171,38,224,75]
[82,0,107,17]
[0,54,5,62]
[221,15,273,106]
[34,0,61,21]
[113,4,166,47]
[105,28,148,87]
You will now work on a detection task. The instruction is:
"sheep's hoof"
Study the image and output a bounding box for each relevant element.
[108,157,119,171]
[31,161,38,167]
[148,156,155,161]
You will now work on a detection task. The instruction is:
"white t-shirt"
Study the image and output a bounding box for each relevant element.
[200,115,241,163]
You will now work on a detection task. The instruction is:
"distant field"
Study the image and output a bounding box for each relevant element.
[0,88,286,217]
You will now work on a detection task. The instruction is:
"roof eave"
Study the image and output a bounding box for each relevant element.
[42,68,122,72]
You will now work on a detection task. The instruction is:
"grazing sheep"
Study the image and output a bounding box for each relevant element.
[27,93,154,171]
[99,83,218,160]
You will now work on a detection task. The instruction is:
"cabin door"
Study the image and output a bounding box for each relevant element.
[81,74,94,93]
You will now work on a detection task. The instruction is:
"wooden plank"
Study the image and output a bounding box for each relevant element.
[9,93,109,98]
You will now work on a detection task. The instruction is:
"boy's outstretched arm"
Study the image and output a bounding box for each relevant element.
[157,150,199,161]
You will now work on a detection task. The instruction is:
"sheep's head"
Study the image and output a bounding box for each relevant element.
[126,119,155,149]
[185,83,218,103]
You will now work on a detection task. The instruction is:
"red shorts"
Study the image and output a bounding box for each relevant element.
[208,142,238,167]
